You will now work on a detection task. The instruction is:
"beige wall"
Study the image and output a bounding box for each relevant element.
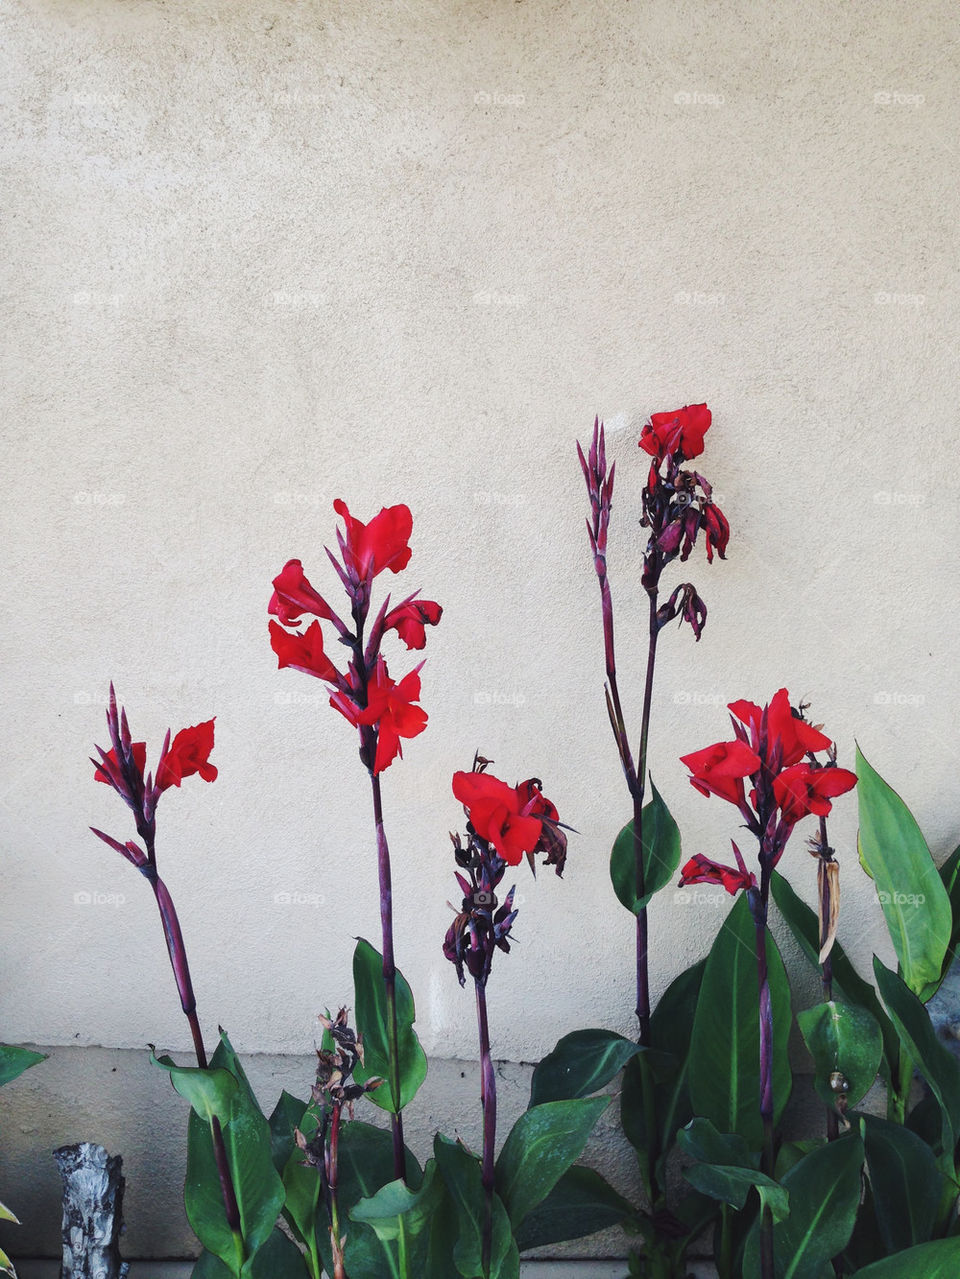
[2,0,958,1257]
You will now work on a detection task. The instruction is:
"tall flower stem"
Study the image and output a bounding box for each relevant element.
[750,873,776,1279]
[474,978,496,1279]
[369,770,406,1182]
[145,859,243,1258]
[328,1102,345,1279]
[816,815,840,1143]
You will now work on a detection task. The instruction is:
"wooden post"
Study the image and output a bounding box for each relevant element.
[53,1143,129,1279]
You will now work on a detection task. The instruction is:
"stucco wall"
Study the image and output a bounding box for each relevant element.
[2,0,958,1259]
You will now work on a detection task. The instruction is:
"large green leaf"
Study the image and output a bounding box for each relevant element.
[936,843,960,988]
[530,1029,643,1106]
[862,1115,942,1253]
[688,894,792,1148]
[494,1096,610,1228]
[151,1050,239,1125]
[609,781,681,913]
[796,1000,882,1110]
[279,1108,321,1257]
[770,871,898,1084]
[677,1118,757,1171]
[0,1045,45,1088]
[873,957,960,1154]
[433,1135,515,1278]
[267,1091,309,1174]
[352,938,428,1111]
[514,1165,634,1251]
[741,1131,864,1279]
[683,1163,789,1223]
[851,1238,960,1278]
[857,747,952,997]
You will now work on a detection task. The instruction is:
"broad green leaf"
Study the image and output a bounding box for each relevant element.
[851,1238,960,1278]
[267,1091,309,1174]
[796,1000,882,1109]
[530,1029,643,1106]
[432,1135,515,1278]
[857,747,951,996]
[936,844,960,989]
[352,939,428,1111]
[862,1115,942,1253]
[495,1096,609,1228]
[649,958,707,1184]
[677,1118,757,1170]
[683,1162,789,1223]
[280,1108,321,1254]
[0,1045,45,1088]
[873,957,960,1154]
[609,781,681,913]
[350,1160,441,1243]
[191,1250,234,1279]
[151,1050,239,1125]
[514,1164,633,1251]
[688,894,792,1148]
[243,1227,313,1279]
[741,1131,864,1279]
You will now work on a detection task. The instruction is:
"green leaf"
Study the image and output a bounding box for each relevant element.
[352,939,428,1112]
[649,958,707,1184]
[688,894,792,1148]
[873,957,960,1154]
[151,1050,239,1125]
[862,1114,942,1253]
[856,747,952,997]
[771,870,898,1085]
[683,1163,789,1223]
[937,844,960,987]
[530,1029,643,1106]
[350,1160,441,1243]
[741,1131,864,1279]
[677,1118,757,1170]
[267,1091,309,1174]
[432,1135,515,1278]
[851,1239,960,1278]
[513,1164,634,1251]
[0,1045,45,1088]
[243,1227,313,1279]
[796,1000,882,1109]
[494,1096,609,1228]
[609,781,681,913]
[279,1108,321,1254]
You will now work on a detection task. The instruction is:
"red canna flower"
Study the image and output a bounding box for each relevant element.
[681,739,762,806]
[269,619,340,682]
[269,560,336,626]
[157,720,218,791]
[94,741,146,786]
[729,688,832,768]
[452,770,544,867]
[331,657,428,774]
[384,598,443,650]
[678,843,757,896]
[773,762,858,825]
[702,502,730,563]
[334,499,413,582]
[639,403,711,463]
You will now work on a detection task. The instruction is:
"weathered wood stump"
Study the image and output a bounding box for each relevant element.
[53,1143,129,1279]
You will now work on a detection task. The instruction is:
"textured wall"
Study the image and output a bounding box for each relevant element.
[2,0,958,1258]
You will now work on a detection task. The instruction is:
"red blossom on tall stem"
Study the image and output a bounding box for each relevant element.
[267,499,442,1181]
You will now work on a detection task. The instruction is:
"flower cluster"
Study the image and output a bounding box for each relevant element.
[443,758,566,986]
[91,685,217,866]
[268,501,442,774]
[678,688,857,895]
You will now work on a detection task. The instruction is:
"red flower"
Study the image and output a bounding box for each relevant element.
[384,598,443,650]
[334,499,413,581]
[639,404,711,463]
[94,742,146,786]
[773,763,857,825]
[681,739,762,806]
[678,844,757,896]
[452,770,544,866]
[702,502,730,563]
[269,560,336,626]
[269,619,339,682]
[157,720,218,791]
[330,658,428,774]
[729,688,831,768]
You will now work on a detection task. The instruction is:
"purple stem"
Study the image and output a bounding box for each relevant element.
[817,815,840,1144]
[750,872,775,1279]
[475,978,496,1279]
